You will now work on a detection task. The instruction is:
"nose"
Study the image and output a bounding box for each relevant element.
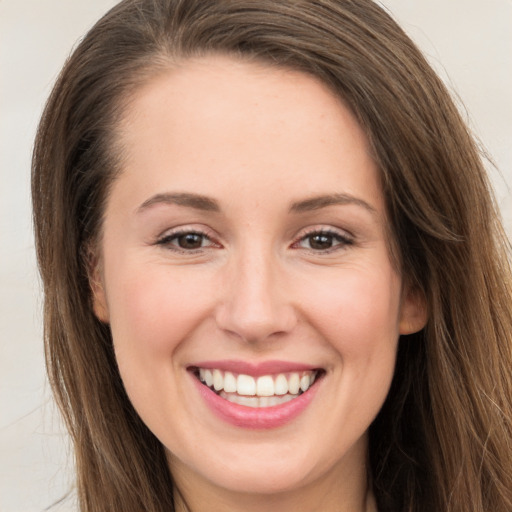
[215,248,297,344]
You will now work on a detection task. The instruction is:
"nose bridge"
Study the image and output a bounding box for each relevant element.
[215,240,295,343]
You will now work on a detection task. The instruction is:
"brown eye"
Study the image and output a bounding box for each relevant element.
[295,230,353,252]
[176,233,205,249]
[308,233,335,250]
[157,230,215,251]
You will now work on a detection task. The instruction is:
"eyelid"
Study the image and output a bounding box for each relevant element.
[153,224,354,254]
[155,225,222,251]
[291,225,355,252]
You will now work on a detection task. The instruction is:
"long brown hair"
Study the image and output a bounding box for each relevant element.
[32,1,512,510]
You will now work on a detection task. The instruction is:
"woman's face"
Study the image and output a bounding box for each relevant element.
[92,56,425,506]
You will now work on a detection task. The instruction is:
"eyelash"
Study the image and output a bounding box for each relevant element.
[291,228,354,253]
[155,229,218,253]
[155,227,354,254]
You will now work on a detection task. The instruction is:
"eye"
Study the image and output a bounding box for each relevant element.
[294,229,353,252]
[156,230,217,251]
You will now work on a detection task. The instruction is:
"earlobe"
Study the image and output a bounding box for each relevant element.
[399,286,427,335]
[91,274,110,323]
[86,246,110,323]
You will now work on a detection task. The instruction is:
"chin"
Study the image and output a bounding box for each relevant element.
[198,460,319,496]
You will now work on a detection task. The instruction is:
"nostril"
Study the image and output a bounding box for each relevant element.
[214,299,297,344]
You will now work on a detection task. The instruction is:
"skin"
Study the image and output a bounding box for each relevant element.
[92,56,426,512]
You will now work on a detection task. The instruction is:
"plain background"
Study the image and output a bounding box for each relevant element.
[1,1,511,511]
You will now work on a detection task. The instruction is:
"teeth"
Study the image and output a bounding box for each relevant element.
[219,391,299,407]
[224,372,237,393]
[259,396,270,407]
[213,369,223,391]
[235,394,258,407]
[197,368,319,399]
[256,375,274,396]
[300,374,311,392]
[288,373,300,395]
[237,374,256,396]
[274,374,288,395]
[202,368,213,387]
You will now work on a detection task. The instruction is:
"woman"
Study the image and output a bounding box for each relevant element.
[32,0,512,511]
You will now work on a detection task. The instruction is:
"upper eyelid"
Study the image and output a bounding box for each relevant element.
[291,226,356,251]
[155,230,220,255]
[153,227,221,253]
[158,231,212,243]
[153,224,354,247]
[293,225,355,241]
[156,225,217,241]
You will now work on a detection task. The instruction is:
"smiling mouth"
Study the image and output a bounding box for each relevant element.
[191,367,323,408]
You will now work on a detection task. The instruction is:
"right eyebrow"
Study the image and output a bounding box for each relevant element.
[136,192,221,213]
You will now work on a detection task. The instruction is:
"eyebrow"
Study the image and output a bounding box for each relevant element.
[137,191,376,216]
[137,192,220,213]
[289,193,377,215]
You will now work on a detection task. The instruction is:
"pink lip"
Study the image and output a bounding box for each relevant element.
[190,359,319,376]
[189,367,322,430]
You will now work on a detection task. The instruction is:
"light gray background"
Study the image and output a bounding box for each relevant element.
[1,1,511,511]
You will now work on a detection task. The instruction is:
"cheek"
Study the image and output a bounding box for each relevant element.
[301,265,402,354]
[106,262,214,359]
[104,263,217,424]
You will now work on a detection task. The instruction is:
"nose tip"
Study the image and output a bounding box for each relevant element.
[214,257,296,344]
[215,300,295,344]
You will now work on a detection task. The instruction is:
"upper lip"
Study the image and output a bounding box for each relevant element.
[189,359,320,377]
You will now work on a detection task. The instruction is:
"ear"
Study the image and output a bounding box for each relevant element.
[86,245,110,323]
[399,285,427,335]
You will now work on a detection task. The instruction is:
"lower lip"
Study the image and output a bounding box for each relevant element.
[191,374,321,429]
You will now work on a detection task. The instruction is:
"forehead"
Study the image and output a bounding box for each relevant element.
[113,55,384,217]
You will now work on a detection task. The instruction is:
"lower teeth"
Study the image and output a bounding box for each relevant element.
[218,390,299,408]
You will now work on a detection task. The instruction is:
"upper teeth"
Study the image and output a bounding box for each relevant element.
[198,368,317,397]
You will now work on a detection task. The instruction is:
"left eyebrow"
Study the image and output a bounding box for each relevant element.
[289,193,377,215]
